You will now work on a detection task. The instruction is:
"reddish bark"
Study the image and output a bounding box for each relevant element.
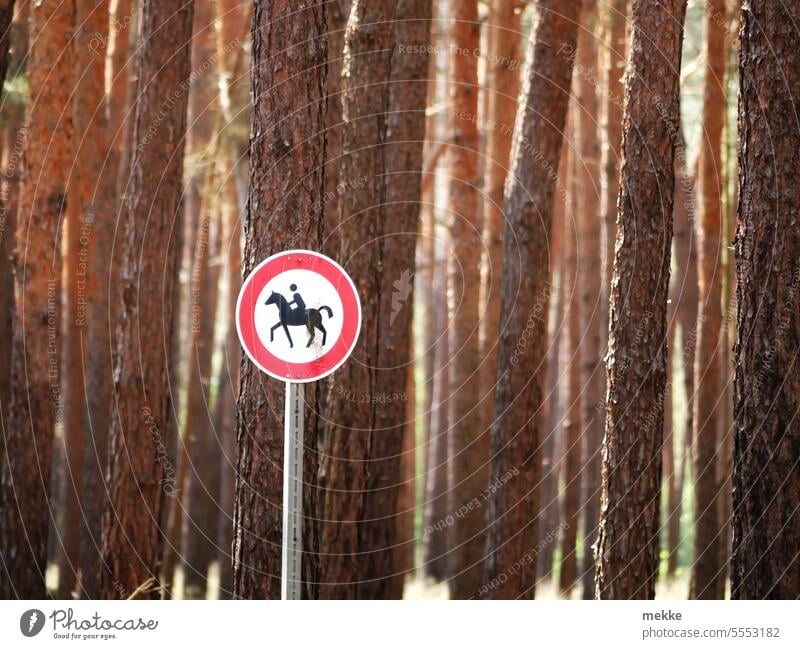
[732,0,800,599]
[691,0,726,600]
[445,0,485,600]
[484,0,579,600]
[232,0,326,600]
[479,0,522,440]
[0,0,73,600]
[574,0,603,599]
[595,0,687,600]
[100,0,194,599]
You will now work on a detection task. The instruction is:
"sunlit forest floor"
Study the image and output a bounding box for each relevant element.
[404,573,695,600]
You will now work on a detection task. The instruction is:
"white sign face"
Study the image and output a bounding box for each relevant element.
[236,249,362,382]
[252,269,345,364]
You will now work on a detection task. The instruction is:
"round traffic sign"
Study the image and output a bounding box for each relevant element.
[236,249,362,382]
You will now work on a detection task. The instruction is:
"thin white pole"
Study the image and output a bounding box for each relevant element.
[281,381,304,600]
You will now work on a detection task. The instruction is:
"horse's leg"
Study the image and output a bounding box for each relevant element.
[306,321,314,347]
[283,323,293,348]
[317,323,327,347]
[270,322,281,342]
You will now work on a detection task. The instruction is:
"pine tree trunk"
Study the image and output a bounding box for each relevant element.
[663,280,677,577]
[321,0,349,253]
[0,0,73,600]
[67,0,115,600]
[479,0,522,440]
[691,0,726,601]
[538,140,569,584]
[575,0,603,600]
[731,1,800,599]
[600,0,627,320]
[668,128,697,578]
[232,0,326,600]
[161,179,200,593]
[422,236,450,581]
[378,0,431,599]
[182,200,222,599]
[214,185,241,599]
[107,0,132,163]
[392,341,417,597]
[419,21,443,579]
[595,0,687,600]
[99,0,194,599]
[484,0,579,600]
[445,0,485,600]
[316,0,427,599]
[0,0,17,489]
[559,143,581,597]
[112,0,137,201]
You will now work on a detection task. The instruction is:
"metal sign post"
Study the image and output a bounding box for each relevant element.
[281,381,304,600]
[237,249,361,601]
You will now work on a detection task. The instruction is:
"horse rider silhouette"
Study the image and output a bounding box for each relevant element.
[265,285,333,348]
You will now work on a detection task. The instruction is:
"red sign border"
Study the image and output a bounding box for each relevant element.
[236,249,362,383]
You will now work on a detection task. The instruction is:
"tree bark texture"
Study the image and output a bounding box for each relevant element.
[232,0,326,600]
[445,0,486,600]
[484,0,579,600]
[574,0,603,600]
[479,0,522,444]
[691,0,726,600]
[732,0,800,600]
[100,0,194,599]
[595,0,687,600]
[0,0,73,600]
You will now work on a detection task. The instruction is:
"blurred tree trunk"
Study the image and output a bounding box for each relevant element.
[160,3,218,594]
[99,0,194,599]
[63,0,115,600]
[213,183,241,599]
[232,0,326,600]
[662,276,677,577]
[380,0,432,599]
[419,4,447,583]
[161,178,200,593]
[445,0,485,600]
[717,7,739,586]
[732,0,800,600]
[84,0,131,600]
[595,0,687,600]
[0,0,16,477]
[0,0,73,600]
[212,0,248,599]
[112,0,137,202]
[422,237,450,581]
[537,139,568,584]
[691,0,726,601]
[484,0,579,600]
[575,0,603,600]
[559,141,581,597]
[182,188,222,599]
[668,129,697,578]
[107,0,132,166]
[479,0,522,439]
[600,0,626,326]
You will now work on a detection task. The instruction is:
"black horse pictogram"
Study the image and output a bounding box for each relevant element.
[265,289,333,348]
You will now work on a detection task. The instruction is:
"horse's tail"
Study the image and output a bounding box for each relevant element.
[319,305,333,318]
